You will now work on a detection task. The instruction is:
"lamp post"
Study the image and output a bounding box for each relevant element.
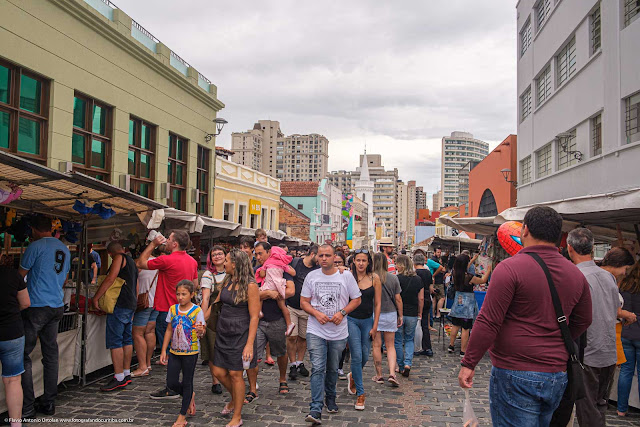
[500,168,518,187]
[556,131,583,161]
[205,117,228,142]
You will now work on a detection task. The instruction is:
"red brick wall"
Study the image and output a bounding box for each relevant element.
[279,202,310,241]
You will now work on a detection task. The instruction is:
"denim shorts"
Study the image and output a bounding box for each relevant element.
[378,311,398,332]
[106,306,134,349]
[0,336,25,377]
[133,307,156,327]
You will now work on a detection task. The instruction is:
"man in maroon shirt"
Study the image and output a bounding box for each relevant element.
[458,206,592,426]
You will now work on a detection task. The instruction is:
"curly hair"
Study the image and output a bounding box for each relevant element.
[222,249,256,304]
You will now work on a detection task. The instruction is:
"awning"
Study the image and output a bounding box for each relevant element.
[497,188,640,242]
[413,235,482,253]
[140,208,242,237]
[438,216,499,236]
[0,151,165,219]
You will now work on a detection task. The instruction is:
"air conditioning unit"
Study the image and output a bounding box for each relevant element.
[161,183,171,199]
[192,188,200,202]
[59,161,73,173]
[120,174,131,191]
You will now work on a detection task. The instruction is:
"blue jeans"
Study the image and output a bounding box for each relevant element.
[0,336,25,377]
[618,338,640,413]
[489,366,567,427]
[155,310,169,348]
[105,306,134,349]
[347,316,373,396]
[395,316,418,368]
[307,333,347,413]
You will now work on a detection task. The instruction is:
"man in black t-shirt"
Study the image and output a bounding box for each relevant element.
[285,245,319,380]
[413,253,434,357]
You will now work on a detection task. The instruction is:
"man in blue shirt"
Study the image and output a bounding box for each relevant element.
[19,216,70,417]
[89,244,101,284]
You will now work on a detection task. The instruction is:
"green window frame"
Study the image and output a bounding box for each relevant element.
[0,59,49,162]
[72,93,111,181]
[168,133,187,210]
[196,145,210,215]
[128,117,155,199]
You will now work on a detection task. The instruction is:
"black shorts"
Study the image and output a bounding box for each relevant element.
[451,317,473,330]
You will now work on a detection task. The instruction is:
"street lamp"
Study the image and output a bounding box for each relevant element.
[500,168,518,187]
[556,131,583,161]
[205,117,228,142]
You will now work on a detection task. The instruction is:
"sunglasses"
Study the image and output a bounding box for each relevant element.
[355,249,369,254]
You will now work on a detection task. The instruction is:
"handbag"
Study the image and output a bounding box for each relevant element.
[136,271,159,312]
[97,275,126,314]
[526,252,586,401]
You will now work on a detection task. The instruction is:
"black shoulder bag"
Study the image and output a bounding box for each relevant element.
[526,252,586,401]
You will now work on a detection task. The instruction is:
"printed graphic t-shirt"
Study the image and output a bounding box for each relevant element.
[301,269,361,341]
[166,303,205,355]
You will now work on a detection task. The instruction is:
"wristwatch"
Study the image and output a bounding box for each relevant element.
[340,309,347,316]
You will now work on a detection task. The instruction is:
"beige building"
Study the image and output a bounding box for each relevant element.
[0,0,224,215]
[214,155,280,230]
[350,195,370,249]
[278,133,329,181]
[433,190,442,212]
[231,124,263,171]
[397,181,408,246]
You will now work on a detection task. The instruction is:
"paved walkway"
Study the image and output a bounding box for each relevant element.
[30,330,640,426]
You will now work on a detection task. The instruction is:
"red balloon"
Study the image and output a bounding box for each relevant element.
[497,221,523,256]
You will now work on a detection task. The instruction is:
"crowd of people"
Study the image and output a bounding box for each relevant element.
[1,208,640,426]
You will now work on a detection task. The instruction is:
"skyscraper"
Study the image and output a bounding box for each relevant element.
[441,131,489,207]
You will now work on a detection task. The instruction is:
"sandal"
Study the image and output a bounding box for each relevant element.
[226,421,243,427]
[388,375,400,387]
[402,366,411,377]
[371,375,384,384]
[131,367,150,377]
[172,421,187,427]
[244,391,258,404]
[279,382,289,394]
[265,357,275,366]
[221,403,234,416]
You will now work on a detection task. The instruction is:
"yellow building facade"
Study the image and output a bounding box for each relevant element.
[214,156,280,231]
[0,0,224,214]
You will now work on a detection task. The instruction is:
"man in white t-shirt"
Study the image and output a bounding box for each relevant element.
[300,244,361,424]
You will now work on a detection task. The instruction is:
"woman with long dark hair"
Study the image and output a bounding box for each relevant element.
[371,253,403,387]
[617,260,640,417]
[394,255,423,377]
[345,249,381,410]
[448,254,491,356]
[211,249,260,427]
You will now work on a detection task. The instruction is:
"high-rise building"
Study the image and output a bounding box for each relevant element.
[516,0,640,205]
[415,186,427,211]
[441,131,489,207]
[231,124,263,171]
[457,159,481,216]
[327,170,353,195]
[231,121,329,181]
[433,190,442,212]
[406,181,417,243]
[397,181,408,246]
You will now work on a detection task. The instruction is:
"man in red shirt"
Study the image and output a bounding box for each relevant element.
[136,230,198,399]
[458,206,592,426]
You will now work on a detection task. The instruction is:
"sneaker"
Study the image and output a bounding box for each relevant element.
[325,398,339,413]
[289,365,298,381]
[460,351,465,357]
[35,402,55,416]
[338,369,346,380]
[298,363,310,377]
[305,411,322,424]
[448,345,455,353]
[149,387,180,399]
[347,372,356,395]
[211,383,223,394]
[355,394,366,411]
[425,349,434,357]
[100,376,129,392]
[124,374,131,385]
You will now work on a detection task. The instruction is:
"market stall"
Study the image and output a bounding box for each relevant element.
[0,151,165,407]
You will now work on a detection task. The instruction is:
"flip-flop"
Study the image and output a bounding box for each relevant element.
[265,358,275,366]
[388,375,400,387]
[243,392,258,404]
[225,420,243,427]
[221,403,234,416]
[172,421,187,427]
[131,368,149,377]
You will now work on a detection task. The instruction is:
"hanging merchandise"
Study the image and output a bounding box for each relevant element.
[497,221,523,256]
[7,216,32,242]
[72,199,116,219]
[61,220,83,243]
[110,228,123,242]
[0,182,21,205]
[5,209,16,227]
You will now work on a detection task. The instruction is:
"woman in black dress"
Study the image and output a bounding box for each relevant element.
[211,249,259,427]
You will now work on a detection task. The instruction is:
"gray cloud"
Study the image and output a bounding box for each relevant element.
[118,0,517,197]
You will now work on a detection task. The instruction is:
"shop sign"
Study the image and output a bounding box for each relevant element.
[249,199,261,215]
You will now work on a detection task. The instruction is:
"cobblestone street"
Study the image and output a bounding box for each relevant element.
[27,330,639,426]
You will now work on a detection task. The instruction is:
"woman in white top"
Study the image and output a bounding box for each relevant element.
[131,252,160,377]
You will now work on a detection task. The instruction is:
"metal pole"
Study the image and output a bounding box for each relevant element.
[81,219,89,386]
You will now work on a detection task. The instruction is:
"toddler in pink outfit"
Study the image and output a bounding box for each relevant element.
[255,246,296,336]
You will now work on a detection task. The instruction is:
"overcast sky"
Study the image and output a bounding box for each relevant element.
[118,0,517,204]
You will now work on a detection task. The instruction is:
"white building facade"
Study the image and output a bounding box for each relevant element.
[516,0,640,205]
[441,132,489,207]
[354,153,375,243]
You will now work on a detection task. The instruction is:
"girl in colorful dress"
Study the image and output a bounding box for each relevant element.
[255,245,296,336]
[160,280,206,427]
